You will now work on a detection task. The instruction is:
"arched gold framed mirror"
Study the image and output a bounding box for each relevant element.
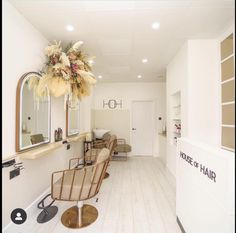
[66,101,80,137]
[16,72,51,152]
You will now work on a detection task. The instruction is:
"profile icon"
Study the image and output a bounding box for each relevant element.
[15,212,23,221]
[11,208,27,224]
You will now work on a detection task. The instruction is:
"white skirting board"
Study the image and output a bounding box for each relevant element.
[3,186,51,233]
[176,137,235,233]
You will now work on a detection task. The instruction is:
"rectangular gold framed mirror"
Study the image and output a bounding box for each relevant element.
[16,72,51,152]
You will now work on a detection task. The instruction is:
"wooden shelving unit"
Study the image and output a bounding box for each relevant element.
[220,33,235,151]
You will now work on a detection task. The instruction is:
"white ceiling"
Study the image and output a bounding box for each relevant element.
[9,0,234,83]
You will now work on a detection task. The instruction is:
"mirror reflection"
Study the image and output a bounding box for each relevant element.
[17,72,51,151]
[67,103,80,136]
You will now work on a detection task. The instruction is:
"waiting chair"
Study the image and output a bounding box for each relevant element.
[112,138,131,161]
[51,148,110,229]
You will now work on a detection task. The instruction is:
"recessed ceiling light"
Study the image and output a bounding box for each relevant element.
[142,58,148,63]
[137,75,142,79]
[98,75,102,79]
[152,22,160,29]
[66,25,74,31]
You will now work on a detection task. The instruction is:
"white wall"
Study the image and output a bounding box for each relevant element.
[2,1,92,228]
[187,40,220,147]
[166,42,189,176]
[2,0,48,158]
[93,82,166,156]
[166,39,222,176]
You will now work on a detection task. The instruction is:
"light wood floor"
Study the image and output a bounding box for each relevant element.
[9,157,182,233]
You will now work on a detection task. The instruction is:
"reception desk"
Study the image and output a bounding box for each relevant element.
[176,138,235,233]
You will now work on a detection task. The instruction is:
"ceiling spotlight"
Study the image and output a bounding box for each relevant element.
[88,60,94,64]
[66,25,74,31]
[137,75,142,79]
[152,22,160,29]
[142,58,148,63]
[98,75,102,79]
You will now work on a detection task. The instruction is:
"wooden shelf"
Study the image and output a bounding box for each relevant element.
[173,105,181,108]
[17,133,87,160]
[173,132,181,135]
[67,133,87,143]
[2,133,88,162]
[159,132,167,137]
[19,141,63,160]
[221,146,235,152]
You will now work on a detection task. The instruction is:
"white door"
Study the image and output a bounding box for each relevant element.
[131,101,155,156]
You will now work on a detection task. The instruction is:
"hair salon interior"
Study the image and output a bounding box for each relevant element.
[2,0,235,233]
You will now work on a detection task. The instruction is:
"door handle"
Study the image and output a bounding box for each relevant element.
[132,128,136,130]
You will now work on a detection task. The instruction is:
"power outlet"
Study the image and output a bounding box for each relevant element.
[10,168,20,180]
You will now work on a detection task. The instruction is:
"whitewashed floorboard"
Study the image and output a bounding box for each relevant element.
[6,157,181,233]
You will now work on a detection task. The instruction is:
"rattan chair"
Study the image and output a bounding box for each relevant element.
[51,148,110,229]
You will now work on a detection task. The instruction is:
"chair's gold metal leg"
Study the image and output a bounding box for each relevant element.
[78,205,82,227]
[61,204,98,229]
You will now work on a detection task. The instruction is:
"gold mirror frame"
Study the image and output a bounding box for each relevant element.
[66,101,80,137]
[16,72,51,152]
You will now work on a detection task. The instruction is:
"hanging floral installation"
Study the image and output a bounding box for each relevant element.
[28,40,97,108]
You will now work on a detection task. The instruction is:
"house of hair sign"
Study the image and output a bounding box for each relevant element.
[180,151,216,182]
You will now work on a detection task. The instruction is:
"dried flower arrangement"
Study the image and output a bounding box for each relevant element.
[28,40,97,107]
